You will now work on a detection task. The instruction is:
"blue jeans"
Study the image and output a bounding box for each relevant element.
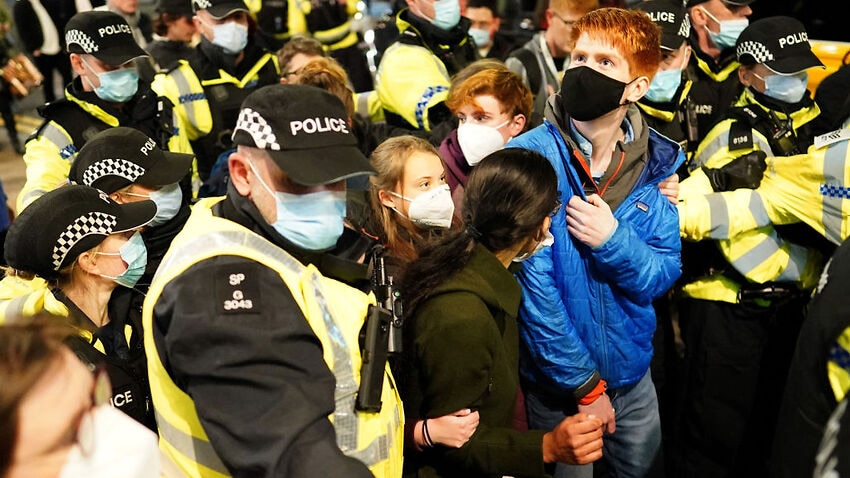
[525,370,661,478]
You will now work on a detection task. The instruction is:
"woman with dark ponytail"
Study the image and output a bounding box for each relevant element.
[400,148,605,477]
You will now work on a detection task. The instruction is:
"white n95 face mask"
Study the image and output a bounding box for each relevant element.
[59,405,161,478]
[513,229,554,262]
[457,120,509,166]
[390,184,455,229]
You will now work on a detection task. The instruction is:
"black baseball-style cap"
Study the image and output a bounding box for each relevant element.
[69,127,194,194]
[191,0,248,19]
[736,16,824,74]
[65,11,149,66]
[4,185,156,279]
[636,0,690,51]
[231,84,375,186]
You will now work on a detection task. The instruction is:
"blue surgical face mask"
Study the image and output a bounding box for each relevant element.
[206,19,249,54]
[247,160,346,250]
[82,58,139,103]
[755,71,809,104]
[700,7,748,50]
[469,27,491,48]
[431,0,461,30]
[645,68,683,103]
[148,184,184,226]
[97,231,148,288]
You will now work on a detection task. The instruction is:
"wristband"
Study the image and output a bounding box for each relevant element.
[578,379,607,405]
[422,419,435,447]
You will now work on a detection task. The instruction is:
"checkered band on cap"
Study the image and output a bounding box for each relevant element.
[65,29,99,53]
[679,13,691,38]
[51,212,118,270]
[193,0,212,8]
[82,158,146,186]
[235,108,281,151]
[737,40,774,64]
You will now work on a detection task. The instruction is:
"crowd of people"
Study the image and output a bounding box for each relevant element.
[1,0,850,477]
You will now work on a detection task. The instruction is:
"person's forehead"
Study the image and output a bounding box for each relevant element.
[466,6,494,19]
[574,34,624,59]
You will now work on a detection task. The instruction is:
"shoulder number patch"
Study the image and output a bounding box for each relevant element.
[217,265,261,314]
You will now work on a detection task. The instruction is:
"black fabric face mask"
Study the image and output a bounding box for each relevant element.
[560,66,632,121]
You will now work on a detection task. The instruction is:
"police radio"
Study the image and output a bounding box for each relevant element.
[355,245,404,412]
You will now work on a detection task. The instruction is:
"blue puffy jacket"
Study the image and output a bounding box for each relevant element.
[509,119,683,393]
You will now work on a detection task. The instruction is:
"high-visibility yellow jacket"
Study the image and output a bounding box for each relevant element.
[143,197,403,478]
[375,9,476,131]
[677,90,825,303]
[150,47,279,190]
[0,276,155,428]
[679,125,850,248]
[17,80,193,212]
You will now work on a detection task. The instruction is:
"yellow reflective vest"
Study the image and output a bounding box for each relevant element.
[17,85,194,212]
[143,197,403,478]
[677,90,825,303]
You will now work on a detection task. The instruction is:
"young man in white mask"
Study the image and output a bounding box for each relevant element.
[152,0,279,195]
[143,84,403,477]
[675,15,828,478]
[374,0,478,132]
[439,66,532,211]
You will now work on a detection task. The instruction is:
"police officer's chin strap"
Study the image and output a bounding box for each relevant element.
[216,184,375,289]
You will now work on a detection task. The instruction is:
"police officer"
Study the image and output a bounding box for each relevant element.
[152,0,280,193]
[143,84,403,477]
[635,0,693,154]
[17,10,192,212]
[676,16,829,478]
[2,185,158,430]
[684,0,754,155]
[374,0,478,132]
[69,127,195,291]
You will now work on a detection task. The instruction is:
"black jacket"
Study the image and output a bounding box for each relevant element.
[149,185,376,476]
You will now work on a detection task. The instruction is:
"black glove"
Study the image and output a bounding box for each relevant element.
[704,150,767,192]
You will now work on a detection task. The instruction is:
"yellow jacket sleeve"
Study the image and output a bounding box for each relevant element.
[375,42,451,131]
[16,122,74,212]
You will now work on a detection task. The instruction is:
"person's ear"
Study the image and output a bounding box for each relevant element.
[109,191,125,204]
[688,6,707,28]
[626,75,650,103]
[75,251,100,276]
[508,114,526,136]
[681,45,692,68]
[379,189,398,209]
[69,53,85,76]
[229,150,252,196]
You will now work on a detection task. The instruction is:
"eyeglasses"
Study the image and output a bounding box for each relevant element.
[550,199,562,217]
[76,365,112,457]
[551,12,577,27]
